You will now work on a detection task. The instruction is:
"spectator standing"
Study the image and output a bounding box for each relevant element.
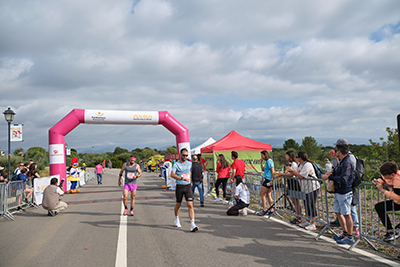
[191,155,204,207]
[12,168,32,212]
[0,166,7,182]
[42,178,68,216]
[373,162,400,241]
[256,150,275,216]
[197,154,208,171]
[321,139,355,244]
[275,150,302,224]
[27,163,40,186]
[230,151,246,182]
[214,154,231,205]
[287,152,320,230]
[325,158,333,172]
[12,162,24,179]
[227,176,250,216]
[95,161,104,185]
[330,149,339,169]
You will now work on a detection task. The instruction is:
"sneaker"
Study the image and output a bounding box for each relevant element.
[17,207,25,212]
[256,210,268,216]
[197,197,200,201]
[123,209,128,215]
[221,200,226,205]
[299,221,311,228]
[305,224,316,231]
[336,236,354,245]
[200,203,204,207]
[174,219,181,228]
[242,208,247,216]
[266,210,274,216]
[354,230,360,238]
[333,234,346,241]
[290,218,301,225]
[129,210,134,216]
[214,198,221,203]
[48,210,55,216]
[383,231,400,242]
[190,225,199,232]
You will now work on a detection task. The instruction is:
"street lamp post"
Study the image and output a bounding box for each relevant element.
[3,107,15,180]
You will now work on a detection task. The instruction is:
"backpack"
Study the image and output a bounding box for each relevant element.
[309,162,325,180]
[353,157,365,188]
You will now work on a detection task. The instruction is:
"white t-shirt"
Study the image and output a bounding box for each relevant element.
[56,187,64,195]
[298,162,320,194]
[235,183,250,204]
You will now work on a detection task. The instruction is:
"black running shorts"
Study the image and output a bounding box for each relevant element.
[175,184,193,203]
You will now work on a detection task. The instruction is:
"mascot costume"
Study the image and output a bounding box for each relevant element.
[67,157,81,193]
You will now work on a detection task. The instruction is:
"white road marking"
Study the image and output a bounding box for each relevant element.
[115,202,127,267]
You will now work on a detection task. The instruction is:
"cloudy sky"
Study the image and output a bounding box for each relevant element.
[1,0,399,154]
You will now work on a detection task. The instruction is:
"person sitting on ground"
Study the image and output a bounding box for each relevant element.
[12,168,33,212]
[227,175,250,216]
[373,162,400,242]
[42,178,68,216]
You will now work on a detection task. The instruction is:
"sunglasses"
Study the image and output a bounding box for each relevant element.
[181,154,189,157]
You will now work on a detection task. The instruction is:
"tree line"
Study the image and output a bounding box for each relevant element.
[1,127,398,182]
[272,127,399,181]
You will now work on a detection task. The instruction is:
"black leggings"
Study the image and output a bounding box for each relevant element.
[227,199,249,216]
[375,200,400,231]
[215,178,228,198]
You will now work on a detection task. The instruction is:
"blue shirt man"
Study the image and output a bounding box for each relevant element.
[171,148,198,232]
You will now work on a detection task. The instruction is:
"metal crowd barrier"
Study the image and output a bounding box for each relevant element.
[244,172,263,205]
[84,169,96,182]
[272,176,334,239]
[0,182,5,217]
[350,182,400,250]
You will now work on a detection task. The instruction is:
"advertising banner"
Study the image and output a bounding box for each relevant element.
[84,109,159,125]
[33,175,60,205]
[49,144,65,164]
[212,150,270,173]
[11,124,23,142]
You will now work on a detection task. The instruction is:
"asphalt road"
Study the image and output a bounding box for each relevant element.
[0,169,397,267]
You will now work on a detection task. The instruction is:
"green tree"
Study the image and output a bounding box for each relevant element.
[283,139,299,150]
[299,136,321,160]
[24,147,48,170]
[114,147,129,155]
[13,147,24,156]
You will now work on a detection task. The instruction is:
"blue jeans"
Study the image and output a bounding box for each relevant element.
[97,173,102,184]
[191,181,204,204]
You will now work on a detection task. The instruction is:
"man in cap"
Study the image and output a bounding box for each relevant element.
[322,138,355,244]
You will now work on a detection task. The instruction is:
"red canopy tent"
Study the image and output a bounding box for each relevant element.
[201,130,272,153]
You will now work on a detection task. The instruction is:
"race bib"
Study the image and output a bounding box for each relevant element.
[182,173,190,181]
[127,172,136,179]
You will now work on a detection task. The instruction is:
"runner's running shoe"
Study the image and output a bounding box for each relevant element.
[123,208,128,215]
[130,210,134,216]
[190,225,199,232]
[174,219,181,228]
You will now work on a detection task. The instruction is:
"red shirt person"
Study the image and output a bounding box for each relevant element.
[230,151,246,182]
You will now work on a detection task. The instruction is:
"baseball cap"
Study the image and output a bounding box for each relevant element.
[333,138,349,146]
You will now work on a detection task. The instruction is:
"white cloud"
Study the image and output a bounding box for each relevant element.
[0,0,399,152]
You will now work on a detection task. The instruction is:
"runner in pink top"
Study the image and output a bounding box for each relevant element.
[95,161,104,185]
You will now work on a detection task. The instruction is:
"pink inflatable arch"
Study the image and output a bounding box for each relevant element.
[49,109,190,191]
